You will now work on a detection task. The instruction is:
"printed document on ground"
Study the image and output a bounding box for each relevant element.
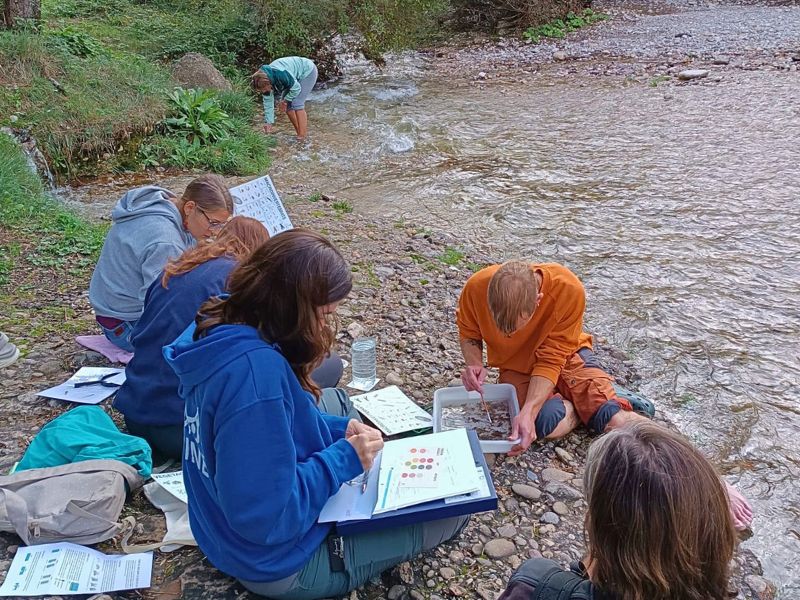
[151,471,188,504]
[0,542,152,596]
[37,367,126,404]
[351,386,433,435]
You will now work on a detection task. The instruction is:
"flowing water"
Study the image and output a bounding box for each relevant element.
[267,57,800,594]
[60,52,800,594]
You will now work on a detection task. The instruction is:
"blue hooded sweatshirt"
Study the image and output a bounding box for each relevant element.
[164,323,363,582]
[89,186,194,321]
[113,256,237,426]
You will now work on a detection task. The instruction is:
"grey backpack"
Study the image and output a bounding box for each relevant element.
[0,459,143,545]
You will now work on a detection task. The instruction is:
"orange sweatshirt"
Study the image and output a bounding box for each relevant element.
[456,263,592,385]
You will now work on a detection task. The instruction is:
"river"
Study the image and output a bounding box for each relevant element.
[264,56,800,595]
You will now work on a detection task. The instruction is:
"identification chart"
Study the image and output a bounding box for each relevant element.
[37,367,126,405]
[229,175,293,236]
[0,543,152,596]
[351,386,433,436]
[374,429,480,514]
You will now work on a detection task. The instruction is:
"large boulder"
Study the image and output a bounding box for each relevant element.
[170,53,231,92]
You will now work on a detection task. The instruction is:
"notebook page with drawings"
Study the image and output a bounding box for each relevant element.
[229,176,293,236]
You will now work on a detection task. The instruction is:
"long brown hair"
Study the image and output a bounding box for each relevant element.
[161,216,268,287]
[194,228,352,396]
[182,174,234,213]
[584,421,736,600]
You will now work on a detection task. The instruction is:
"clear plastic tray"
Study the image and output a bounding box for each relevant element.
[433,383,521,453]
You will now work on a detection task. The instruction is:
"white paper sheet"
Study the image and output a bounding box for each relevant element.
[229,176,293,236]
[151,471,188,504]
[37,367,126,405]
[444,467,491,504]
[374,429,480,514]
[351,386,433,435]
[319,453,382,523]
[0,542,152,596]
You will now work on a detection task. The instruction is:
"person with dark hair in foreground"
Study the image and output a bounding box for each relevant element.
[165,229,467,600]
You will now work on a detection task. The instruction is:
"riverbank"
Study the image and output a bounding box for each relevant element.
[0,182,774,599]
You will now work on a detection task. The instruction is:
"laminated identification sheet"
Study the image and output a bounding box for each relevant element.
[151,471,188,504]
[374,429,480,514]
[37,367,126,405]
[0,543,152,596]
[229,176,293,236]
[351,386,433,435]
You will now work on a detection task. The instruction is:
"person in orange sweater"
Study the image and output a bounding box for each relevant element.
[457,260,639,455]
[456,260,753,530]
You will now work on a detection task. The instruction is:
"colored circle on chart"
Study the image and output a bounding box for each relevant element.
[410,448,417,453]
[409,473,416,478]
[427,458,434,463]
[405,461,411,466]
[402,473,408,478]
[420,449,427,454]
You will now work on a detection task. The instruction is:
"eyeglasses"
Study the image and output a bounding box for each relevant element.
[197,207,229,231]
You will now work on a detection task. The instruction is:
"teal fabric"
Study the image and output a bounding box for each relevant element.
[17,406,152,477]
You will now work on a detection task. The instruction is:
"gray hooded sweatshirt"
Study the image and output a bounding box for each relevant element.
[89,186,194,321]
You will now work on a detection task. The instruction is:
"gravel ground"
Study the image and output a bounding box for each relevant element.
[0,186,775,599]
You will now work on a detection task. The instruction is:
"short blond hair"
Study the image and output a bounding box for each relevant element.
[487,261,538,334]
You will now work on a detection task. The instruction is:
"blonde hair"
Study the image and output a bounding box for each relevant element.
[584,422,736,600]
[183,174,234,214]
[487,261,538,334]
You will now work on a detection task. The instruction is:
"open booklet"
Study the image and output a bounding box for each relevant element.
[319,428,484,522]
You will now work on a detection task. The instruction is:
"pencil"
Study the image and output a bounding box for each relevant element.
[361,467,370,494]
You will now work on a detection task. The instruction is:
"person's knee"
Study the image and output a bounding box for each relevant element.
[588,400,623,433]
[535,396,567,439]
[421,515,469,551]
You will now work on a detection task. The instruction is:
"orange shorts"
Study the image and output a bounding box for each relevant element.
[499,349,632,428]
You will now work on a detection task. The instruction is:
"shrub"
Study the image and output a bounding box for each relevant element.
[165,88,235,143]
[452,0,593,32]
[47,26,105,57]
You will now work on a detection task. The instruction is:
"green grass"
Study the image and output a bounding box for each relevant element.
[523,9,609,43]
[332,200,353,214]
[0,133,107,271]
[438,246,465,266]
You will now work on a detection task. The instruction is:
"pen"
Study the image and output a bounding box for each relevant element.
[361,467,370,494]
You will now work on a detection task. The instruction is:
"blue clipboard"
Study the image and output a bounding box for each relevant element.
[335,429,497,535]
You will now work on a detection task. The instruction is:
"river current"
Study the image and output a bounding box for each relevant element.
[267,57,800,595]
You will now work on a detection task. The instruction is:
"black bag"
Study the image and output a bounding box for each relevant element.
[499,558,598,600]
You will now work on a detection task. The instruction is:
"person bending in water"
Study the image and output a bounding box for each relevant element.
[456,260,753,530]
[252,56,318,141]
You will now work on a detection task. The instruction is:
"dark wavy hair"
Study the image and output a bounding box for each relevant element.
[584,421,736,600]
[161,216,268,287]
[194,228,352,396]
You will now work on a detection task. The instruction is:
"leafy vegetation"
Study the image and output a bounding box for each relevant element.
[0,134,107,273]
[523,9,608,43]
[164,88,235,143]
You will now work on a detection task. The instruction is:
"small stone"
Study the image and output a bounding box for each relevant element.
[471,542,484,556]
[544,481,583,500]
[449,583,467,596]
[410,591,425,600]
[448,550,464,563]
[540,511,560,525]
[484,538,516,559]
[38,359,63,376]
[477,71,487,80]
[526,470,538,482]
[386,372,404,386]
[388,585,407,600]
[713,55,730,65]
[678,69,709,81]
[346,322,365,339]
[497,524,517,538]
[512,483,542,501]
[552,502,569,516]
[745,575,769,595]
[555,447,574,463]
[440,567,456,580]
[9,114,18,123]
[426,579,435,588]
[553,51,568,62]
[542,468,572,483]
[397,561,414,584]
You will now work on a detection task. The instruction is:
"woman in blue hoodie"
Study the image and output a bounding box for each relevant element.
[114,216,269,460]
[89,174,233,352]
[165,229,467,600]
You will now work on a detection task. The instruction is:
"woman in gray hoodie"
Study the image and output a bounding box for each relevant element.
[89,174,233,352]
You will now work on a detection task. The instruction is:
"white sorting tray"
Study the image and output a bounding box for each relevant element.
[433,383,521,453]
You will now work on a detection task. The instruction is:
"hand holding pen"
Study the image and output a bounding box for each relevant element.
[345,420,383,471]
